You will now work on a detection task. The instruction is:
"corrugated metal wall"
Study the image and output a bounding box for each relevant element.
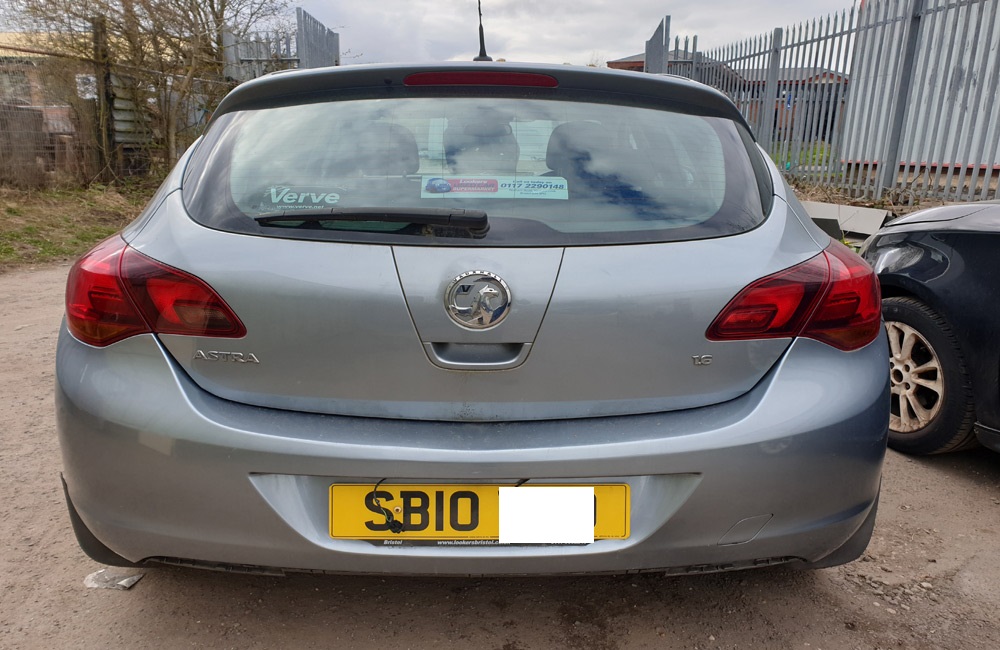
[847,0,1000,201]
[223,9,340,83]
[295,7,340,70]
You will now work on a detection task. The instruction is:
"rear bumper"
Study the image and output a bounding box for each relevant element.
[56,325,888,575]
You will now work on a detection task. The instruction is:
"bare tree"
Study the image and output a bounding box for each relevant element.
[11,0,289,163]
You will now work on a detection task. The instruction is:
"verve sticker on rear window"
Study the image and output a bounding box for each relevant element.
[421,176,568,200]
[266,187,341,208]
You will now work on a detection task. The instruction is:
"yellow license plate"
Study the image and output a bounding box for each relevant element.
[329,483,630,540]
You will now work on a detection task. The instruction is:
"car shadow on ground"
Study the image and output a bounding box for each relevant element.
[117,564,834,648]
[899,447,1000,491]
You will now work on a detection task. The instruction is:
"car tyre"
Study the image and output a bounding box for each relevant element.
[882,297,977,454]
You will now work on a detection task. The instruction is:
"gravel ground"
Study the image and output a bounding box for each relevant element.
[2,263,998,650]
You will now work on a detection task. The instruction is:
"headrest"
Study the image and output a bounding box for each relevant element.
[443,118,519,172]
[353,122,420,175]
[545,121,611,174]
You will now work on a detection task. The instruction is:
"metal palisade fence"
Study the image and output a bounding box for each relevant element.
[653,0,1000,202]
[223,8,340,83]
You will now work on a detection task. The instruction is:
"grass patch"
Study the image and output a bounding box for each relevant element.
[0,181,158,271]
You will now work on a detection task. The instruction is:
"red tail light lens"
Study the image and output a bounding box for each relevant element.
[707,254,829,340]
[802,241,882,350]
[66,236,245,347]
[707,241,881,351]
[119,248,246,337]
[66,237,150,346]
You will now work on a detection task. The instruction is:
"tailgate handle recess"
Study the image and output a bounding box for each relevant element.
[424,342,531,370]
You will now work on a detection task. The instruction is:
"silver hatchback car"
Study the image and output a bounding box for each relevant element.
[57,62,888,576]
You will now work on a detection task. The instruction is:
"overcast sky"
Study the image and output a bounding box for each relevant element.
[299,0,857,66]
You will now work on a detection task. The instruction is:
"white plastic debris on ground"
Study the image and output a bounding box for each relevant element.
[84,568,144,590]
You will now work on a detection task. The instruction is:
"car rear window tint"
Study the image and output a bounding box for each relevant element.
[184,95,767,246]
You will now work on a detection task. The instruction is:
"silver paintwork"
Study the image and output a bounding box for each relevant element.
[56,193,890,571]
[57,326,887,574]
[130,189,822,422]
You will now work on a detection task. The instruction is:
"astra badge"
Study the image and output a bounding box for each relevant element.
[193,350,260,364]
[445,271,511,330]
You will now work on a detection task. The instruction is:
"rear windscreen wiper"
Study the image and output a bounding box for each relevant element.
[254,207,489,236]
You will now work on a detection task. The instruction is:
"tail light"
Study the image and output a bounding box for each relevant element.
[707,241,881,351]
[65,237,149,346]
[66,236,245,347]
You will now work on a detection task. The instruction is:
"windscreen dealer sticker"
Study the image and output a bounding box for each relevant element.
[421,176,568,200]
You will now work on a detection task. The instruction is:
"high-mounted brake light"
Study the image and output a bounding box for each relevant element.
[403,72,558,87]
[66,236,245,347]
[707,241,881,352]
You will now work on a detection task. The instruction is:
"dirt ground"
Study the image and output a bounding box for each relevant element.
[1,263,998,650]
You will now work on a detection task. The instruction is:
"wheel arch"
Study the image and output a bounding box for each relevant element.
[877,275,939,308]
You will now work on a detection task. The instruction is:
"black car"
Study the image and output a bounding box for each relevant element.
[862,203,1000,454]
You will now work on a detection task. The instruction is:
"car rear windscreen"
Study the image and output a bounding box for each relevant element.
[183,93,769,246]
